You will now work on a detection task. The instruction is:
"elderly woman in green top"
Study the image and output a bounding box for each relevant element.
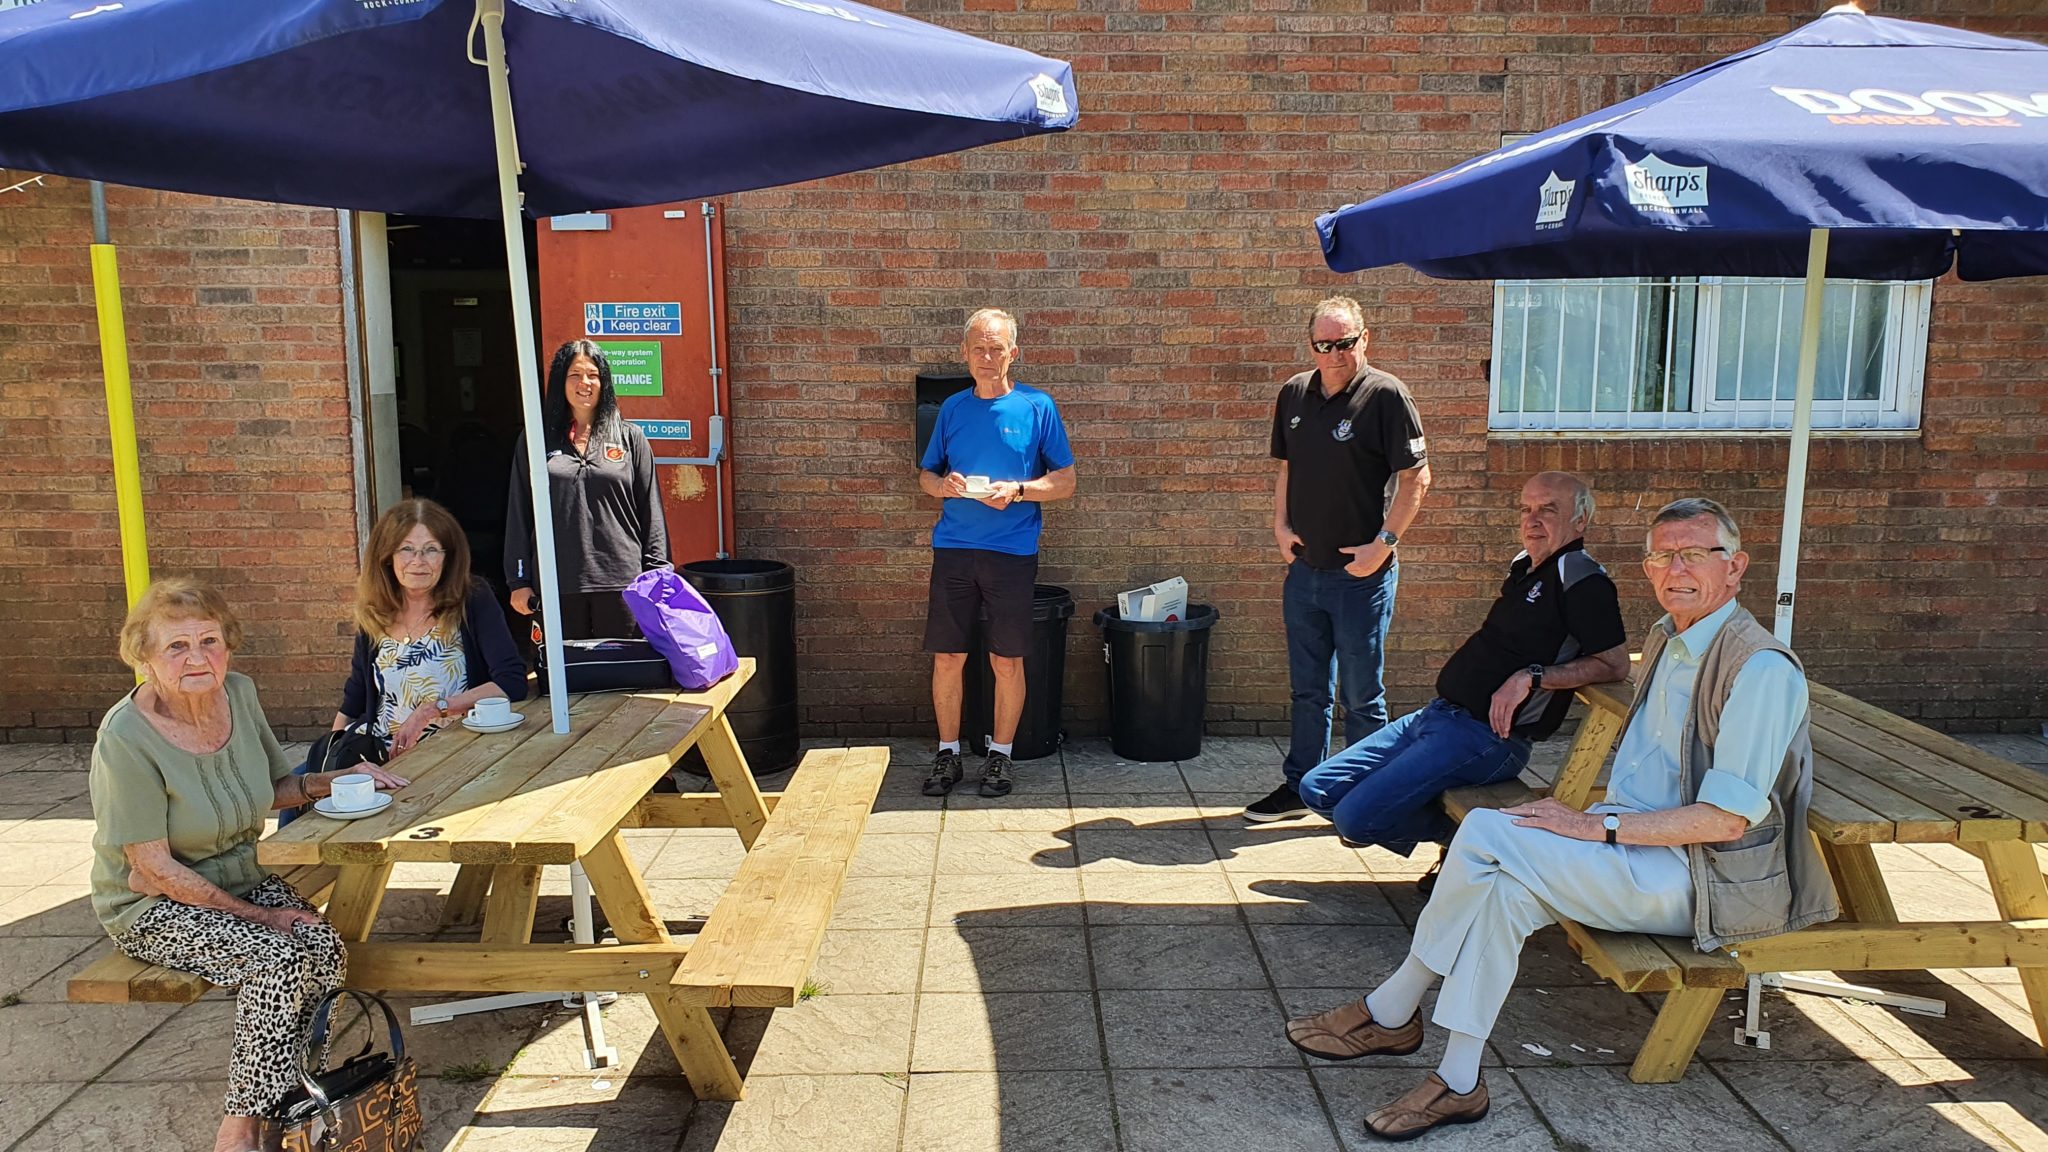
[89,578,407,1152]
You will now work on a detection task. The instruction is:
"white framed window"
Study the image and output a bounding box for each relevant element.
[1488,275,1931,433]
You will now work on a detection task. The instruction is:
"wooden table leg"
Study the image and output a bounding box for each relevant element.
[480,864,542,946]
[698,715,769,850]
[581,828,746,1100]
[1819,840,1899,924]
[1553,707,1623,809]
[1978,840,2048,1048]
[325,863,394,943]
[441,863,493,928]
[1630,985,1724,1083]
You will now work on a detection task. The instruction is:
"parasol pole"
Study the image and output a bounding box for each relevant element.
[1773,227,1829,644]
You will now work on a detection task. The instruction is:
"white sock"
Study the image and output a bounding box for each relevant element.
[1437,1031,1485,1094]
[939,740,960,755]
[989,741,1014,757]
[1364,954,1435,1028]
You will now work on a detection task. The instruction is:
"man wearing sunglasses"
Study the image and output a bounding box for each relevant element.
[1285,497,1835,1141]
[1246,296,1430,823]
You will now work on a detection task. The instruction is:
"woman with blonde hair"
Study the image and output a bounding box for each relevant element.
[89,578,406,1152]
[328,498,528,761]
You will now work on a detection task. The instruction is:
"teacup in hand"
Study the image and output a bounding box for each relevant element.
[329,772,378,812]
[963,474,994,497]
[469,696,513,725]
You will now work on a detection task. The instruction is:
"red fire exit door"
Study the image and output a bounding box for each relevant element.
[535,203,734,563]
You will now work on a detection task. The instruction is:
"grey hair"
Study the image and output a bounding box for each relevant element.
[1531,471,1594,527]
[1647,497,1741,553]
[1308,295,1366,335]
[963,307,1018,345]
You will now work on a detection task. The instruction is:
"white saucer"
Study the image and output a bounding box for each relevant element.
[313,793,392,821]
[462,713,524,733]
[961,488,996,499]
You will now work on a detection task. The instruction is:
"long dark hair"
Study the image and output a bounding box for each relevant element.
[543,339,621,448]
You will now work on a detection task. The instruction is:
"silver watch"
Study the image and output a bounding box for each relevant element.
[1376,529,1399,547]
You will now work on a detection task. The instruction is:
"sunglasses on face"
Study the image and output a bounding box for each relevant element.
[1311,335,1362,354]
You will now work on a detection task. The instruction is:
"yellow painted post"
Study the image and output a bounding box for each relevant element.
[90,241,151,609]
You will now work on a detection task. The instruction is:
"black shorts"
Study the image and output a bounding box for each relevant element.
[924,548,1039,658]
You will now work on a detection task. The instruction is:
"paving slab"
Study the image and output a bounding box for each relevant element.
[459,1072,692,1151]
[1230,872,1402,925]
[929,872,1082,927]
[901,1070,1116,1152]
[1208,825,1372,874]
[808,928,926,996]
[1252,923,1412,989]
[827,875,935,930]
[679,1073,902,1152]
[0,1082,81,1149]
[1719,1058,2024,1151]
[723,994,914,1076]
[909,991,1102,1072]
[1113,1068,1341,1152]
[0,935,96,999]
[933,829,1068,874]
[920,925,1092,993]
[1080,870,1240,924]
[1069,793,1212,829]
[1091,923,1267,990]
[1490,984,1664,1068]
[1098,989,1300,1069]
[0,999,180,1083]
[1071,828,1219,872]
[10,1078,227,1152]
[1932,1058,2048,1152]
[1516,1064,1788,1151]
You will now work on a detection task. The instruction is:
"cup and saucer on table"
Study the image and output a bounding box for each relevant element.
[313,771,394,821]
[461,695,523,734]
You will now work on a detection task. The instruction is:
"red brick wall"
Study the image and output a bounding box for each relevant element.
[720,0,2048,738]
[0,178,357,740]
[4,1,2044,742]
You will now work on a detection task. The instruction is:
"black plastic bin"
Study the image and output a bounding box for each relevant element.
[677,559,800,777]
[964,584,1075,761]
[1093,603,1221,763]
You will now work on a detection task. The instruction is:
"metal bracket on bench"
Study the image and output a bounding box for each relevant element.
[1732,971,1947,1049]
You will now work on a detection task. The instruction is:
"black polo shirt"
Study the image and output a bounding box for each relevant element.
[1269,365,1427,571]
[1435,540,1627,741]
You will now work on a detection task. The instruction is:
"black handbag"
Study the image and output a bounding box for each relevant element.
[309,721,387,777]
[267,989,422,1152]
[530,609,673,694]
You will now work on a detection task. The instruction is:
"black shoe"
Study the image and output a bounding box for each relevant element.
[978,751,1014,797]
[1416,857,1443,897]
[923,749,964,796]
[1244,783,1311,822]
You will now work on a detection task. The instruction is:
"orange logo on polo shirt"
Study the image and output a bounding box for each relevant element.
[603,444,626,463]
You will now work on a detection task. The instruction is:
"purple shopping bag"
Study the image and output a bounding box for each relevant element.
[623,569,740,690]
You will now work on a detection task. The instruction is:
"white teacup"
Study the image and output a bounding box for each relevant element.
[329,772,378,812]
[963,474,993,496]
[469,696,513,725]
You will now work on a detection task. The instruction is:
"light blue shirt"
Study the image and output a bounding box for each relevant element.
[1603,598,1808,828]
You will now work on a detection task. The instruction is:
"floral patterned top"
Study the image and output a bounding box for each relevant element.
[371,626,467,742]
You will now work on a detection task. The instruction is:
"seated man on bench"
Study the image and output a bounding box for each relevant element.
[1285,497,1839,1141]
[1296,472,1629,878]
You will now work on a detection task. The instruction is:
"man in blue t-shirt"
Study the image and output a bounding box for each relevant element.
[917,308,1077,799]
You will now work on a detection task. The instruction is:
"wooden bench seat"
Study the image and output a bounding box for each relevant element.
[670,746,890,1008]
[68,863,341,1004]
[1442,779,1745,1083]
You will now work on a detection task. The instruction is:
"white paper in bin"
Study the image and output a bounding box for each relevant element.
[1117,577,1188,623]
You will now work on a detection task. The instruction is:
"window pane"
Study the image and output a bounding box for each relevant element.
[1558,284,1597,412]
[1666,282,1696,411]
[1521,283,1562,414]
[1592,280,1638,412]
[1713,278,1894,405]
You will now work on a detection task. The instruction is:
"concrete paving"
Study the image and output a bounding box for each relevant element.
[2,730,2045,1151]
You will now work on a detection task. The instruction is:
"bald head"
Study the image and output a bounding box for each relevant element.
[1518,472,1593,565]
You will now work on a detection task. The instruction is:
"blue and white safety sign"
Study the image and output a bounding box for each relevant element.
[631,419,693,441]
[584,302,682,336]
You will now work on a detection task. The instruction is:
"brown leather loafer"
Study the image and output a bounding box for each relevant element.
[1364,1072,1489,1141]
[1284,998,1424,1060]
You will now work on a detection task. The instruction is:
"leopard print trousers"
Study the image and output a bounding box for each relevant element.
[114,874,348,1116]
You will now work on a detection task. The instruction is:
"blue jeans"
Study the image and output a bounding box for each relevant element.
[1282,558,1399,787]
[1297,698,1531,853]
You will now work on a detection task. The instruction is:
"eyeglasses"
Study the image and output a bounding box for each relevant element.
[1643,546,1728,570]
[1311,335,1362,355]
[396,546,446,563]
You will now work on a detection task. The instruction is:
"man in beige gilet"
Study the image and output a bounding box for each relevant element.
[1284,497,1838,1141]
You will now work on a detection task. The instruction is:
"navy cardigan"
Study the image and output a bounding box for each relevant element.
[337,580,530,722]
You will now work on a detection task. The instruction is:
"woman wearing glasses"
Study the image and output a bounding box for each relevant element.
[283,500,528,821]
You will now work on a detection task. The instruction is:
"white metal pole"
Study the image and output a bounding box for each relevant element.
[1773,227,1829,645]
[478,0,570,730]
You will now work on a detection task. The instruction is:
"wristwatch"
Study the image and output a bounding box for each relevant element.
[434,697,452,719]
[1602,813,1621,845]
[1376,528,1399,547]
[1527,663,1545,690]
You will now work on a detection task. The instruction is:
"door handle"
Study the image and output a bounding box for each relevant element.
[652,415,725,467]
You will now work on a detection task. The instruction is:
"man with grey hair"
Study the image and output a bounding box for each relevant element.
[1297,471,1630,862]
[1247,295,1432,821]
[918,308,1076,798]
[1285,496,1836,1141]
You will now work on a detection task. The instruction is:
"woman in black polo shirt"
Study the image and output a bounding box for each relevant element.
[504,339,670,639]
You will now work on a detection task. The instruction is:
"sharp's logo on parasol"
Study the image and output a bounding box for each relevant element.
[1535,172,1574,228]
[1624,154,1707,211]
[1029,75,1069,118]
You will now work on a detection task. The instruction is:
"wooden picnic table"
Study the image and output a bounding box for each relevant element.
[1564,675,2048,1052]
[255,657,790,1099]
